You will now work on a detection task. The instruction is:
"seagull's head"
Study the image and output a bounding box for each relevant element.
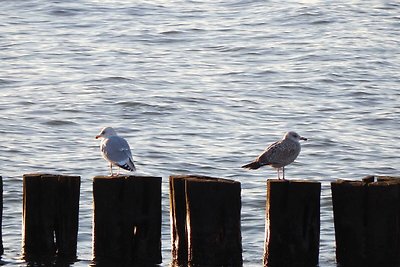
[95,127,117,139]
[285,131,307,142]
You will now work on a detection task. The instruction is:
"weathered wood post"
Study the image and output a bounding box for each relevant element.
[55,175,81,260]
[22,173,80,263]
[0,176,3,256]
[331,176,400,266]
[92,175,162,265]
[264,179,321,267]
[170,175,242,266]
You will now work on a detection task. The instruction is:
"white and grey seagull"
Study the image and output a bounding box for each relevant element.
[242,131,307,180]
[95,127,136,176]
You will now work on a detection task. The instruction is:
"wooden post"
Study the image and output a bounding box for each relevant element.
[170,175,187,263]
[55,175,81,260]
[331,176,400,266]
[0,176,3,256]
[170,175,242,266]
[264,179,321,267]
[22,173,80,263]
[92,175,162,265]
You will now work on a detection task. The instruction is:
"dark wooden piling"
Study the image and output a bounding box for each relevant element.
[92,175,162,266]
[55,175,81,260]
[22,173,80,263]
[0,176,3,256]
[331,176,400,266]
[170,175,242,266]
[264,179,321,267]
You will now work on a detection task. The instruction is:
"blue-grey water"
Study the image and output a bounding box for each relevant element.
[1,0,399,266]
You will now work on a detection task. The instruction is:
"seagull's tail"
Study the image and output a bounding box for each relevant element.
[119,159,136,172]
[242,161,261,170]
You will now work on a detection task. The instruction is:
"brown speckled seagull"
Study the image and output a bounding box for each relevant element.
[242,131,307,180]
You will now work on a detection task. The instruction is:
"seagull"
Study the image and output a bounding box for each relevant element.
[95,127,136,176]
[242,131,307,180]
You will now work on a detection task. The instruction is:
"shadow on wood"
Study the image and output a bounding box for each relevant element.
[22,173,80,264]
[92,175,162,266]
[332,176,400,266]
[170,175,242,266]
[264,179,320,267]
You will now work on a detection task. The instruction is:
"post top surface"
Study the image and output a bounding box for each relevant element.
[93,175,161,180]
[267,179,321,185]
[170,174,240,184]
[23,173,80,179]
[332,176,400,186]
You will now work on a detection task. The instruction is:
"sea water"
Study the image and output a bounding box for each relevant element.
[1,0,399,266]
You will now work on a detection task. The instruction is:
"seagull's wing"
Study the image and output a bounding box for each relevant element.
[257,140,282,166]
[101,136,136,171]
[258,140,300,167]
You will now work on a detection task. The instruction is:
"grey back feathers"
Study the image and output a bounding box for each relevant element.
[100,135,136,171]
[96,127,136,174]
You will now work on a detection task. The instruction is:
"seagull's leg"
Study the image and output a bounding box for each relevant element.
[282,167,285,180]
[277,168,281,180]
[109,164,113,176]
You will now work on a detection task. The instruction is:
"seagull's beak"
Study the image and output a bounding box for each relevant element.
[95,135,101,139]
[300,136,308,141]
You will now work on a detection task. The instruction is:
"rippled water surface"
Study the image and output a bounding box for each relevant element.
[1,0,399,266]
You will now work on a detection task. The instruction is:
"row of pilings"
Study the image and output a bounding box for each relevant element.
[0,174,399,266]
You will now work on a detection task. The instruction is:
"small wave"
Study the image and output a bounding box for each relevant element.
[117,101,178,115]
[17,100,36,106]
[159,30,184,35]
[311,19,335,25]
[43,120,77,126]
[0,78,18,85]
[117,101,154,108]
[346,90,376,97]
[49,8,83,17]
[89,76,133,83]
